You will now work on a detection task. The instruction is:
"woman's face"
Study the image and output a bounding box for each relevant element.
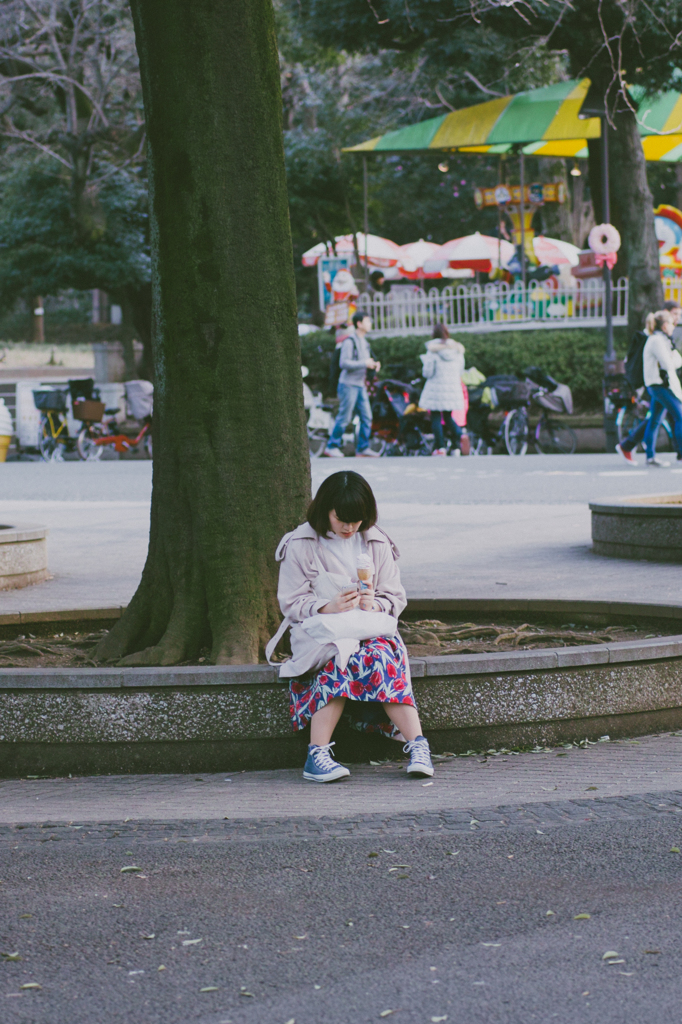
[662,319,675,337]
[329,510,362,538]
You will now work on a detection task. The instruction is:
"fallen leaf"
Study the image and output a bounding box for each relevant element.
[481,942,501,947]
[608,959,626,965]
[603,951,620,959]
[158,965,166,971]
[240,987,254,997]
[314,984,321,990]
[582,991,590,996]
[644,949,661,954]
[422,782,434,787]
[431,1017,448,1022]
[200,986,219,992]
[619,971,634,976]
[379,1012,396,1018]
[382,849,396,854]
[20,983,41,990]
[368,852,379,858]
[112,904,124,908]
[536,830,545,835]
[586,786,598,791]
[182,938,203,946]
[546,911,555,917]
[285,1019,296,1024]
[370,761,382,766]
[293,935,307,940]
[574,913,591,920]
[670,847,680,853]
[141,933,155,940]
[120,866,142,874]
[541,786,557,791]
[1,952,21,961]
[446,851,459,856]
[19,914,32,919]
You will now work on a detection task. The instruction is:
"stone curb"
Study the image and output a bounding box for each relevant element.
[3,635,682,689]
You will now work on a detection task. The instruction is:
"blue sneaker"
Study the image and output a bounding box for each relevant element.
[403,735,434,778]
[303,742,350,783]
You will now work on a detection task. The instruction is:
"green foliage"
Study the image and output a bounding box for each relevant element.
[0,161,149,311]
[300,326,627,407]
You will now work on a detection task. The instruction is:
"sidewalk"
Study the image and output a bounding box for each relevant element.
[2,732,681,824]
[2,455,682,613]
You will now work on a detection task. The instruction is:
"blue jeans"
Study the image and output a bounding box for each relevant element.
[620,416,648,453]
[643,385,682,458]
[327,383,373,451]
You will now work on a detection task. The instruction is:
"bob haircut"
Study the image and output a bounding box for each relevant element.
[432,322,450,341]
[307,471,378,535]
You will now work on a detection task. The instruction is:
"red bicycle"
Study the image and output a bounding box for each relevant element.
[76,380,153,461]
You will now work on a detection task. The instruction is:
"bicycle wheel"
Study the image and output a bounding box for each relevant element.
[504,408,528,455]
[77,425,104,461]
[617,407,643,445]
[39,415,62,462]
[535,419,577,455]
[308,429,328,457]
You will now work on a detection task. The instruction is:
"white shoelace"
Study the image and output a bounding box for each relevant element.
[403,737,431,767]
[311,742,339,771]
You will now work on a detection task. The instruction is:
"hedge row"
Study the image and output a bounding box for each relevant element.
[300,326,628,408]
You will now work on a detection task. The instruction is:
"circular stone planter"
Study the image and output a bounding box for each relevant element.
[590,494,682,562]
[0,525,49,590]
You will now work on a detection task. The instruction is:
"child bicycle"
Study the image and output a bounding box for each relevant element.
[76,379,153,460]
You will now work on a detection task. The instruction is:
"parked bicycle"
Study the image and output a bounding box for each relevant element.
[467,369,575,456]
[76,380,153,460]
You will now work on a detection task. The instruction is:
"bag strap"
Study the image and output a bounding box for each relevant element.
[265,615,292,666]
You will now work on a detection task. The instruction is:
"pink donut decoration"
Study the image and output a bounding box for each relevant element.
[588,223,621,255]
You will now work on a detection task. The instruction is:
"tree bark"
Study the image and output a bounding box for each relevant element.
[588,112,663,334]
[97,0,310,667]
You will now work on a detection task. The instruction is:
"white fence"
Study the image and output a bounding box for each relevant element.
[358,277,629,337]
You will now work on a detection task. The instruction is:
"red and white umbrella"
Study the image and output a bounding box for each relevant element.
[301,241,331,268]
[335,232,402,268]
[531,235,580,267]
[424,232,515,274]
[397,238,443,279]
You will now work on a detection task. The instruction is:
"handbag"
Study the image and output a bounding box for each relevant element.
[299,607,397,644]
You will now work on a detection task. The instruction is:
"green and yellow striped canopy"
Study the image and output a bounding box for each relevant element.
[345,78,682,162]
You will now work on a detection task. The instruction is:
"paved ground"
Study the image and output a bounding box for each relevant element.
[2,733,682,1023]
[2,454,682,613]
[1,733,681,824]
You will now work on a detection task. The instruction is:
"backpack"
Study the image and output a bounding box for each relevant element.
[329,335,359,393]
[625,330,647,390]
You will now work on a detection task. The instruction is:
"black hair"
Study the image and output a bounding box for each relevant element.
[352,310,369,328]
[432,322,450,340]
[664,299,681,312]
[307,471,378,535]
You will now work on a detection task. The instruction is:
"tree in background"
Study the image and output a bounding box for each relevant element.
[289,0,682,330]
[0,0,151,370]
[96,0,310,667]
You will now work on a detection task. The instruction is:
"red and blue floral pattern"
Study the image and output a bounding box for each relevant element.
[289,634,414,736]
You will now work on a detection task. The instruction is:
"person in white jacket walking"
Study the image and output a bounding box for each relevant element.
[642,309,682,466]
[419,324,466,455]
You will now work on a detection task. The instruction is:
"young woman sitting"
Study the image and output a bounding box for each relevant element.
[267,470,433,783]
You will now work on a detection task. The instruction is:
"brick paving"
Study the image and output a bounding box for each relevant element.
[1,731,681,827]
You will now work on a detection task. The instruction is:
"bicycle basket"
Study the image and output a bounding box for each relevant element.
[33,389,67,412]
[73,400,105,422]
[497,381,534,409]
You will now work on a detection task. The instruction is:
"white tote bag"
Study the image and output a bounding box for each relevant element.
[299,607,397,644]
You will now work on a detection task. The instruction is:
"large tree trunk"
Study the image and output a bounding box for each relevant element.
[97,0,310,667]
[588,111,663,334]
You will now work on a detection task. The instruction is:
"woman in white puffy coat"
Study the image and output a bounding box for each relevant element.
[419,324,466,454]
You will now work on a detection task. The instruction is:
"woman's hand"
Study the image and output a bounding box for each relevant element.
[358,585,377,611]
[319,588,359,614]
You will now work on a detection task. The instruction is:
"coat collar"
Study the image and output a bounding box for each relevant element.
[276,521,398,560]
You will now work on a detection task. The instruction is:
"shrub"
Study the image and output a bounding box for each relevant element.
[300,326,627,408]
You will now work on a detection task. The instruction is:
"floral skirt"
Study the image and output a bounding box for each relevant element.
[288,634,415,738]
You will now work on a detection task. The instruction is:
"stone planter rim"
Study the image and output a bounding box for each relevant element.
[0,524,48,544]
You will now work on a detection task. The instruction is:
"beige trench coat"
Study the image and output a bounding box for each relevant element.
[266,522,408,679]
